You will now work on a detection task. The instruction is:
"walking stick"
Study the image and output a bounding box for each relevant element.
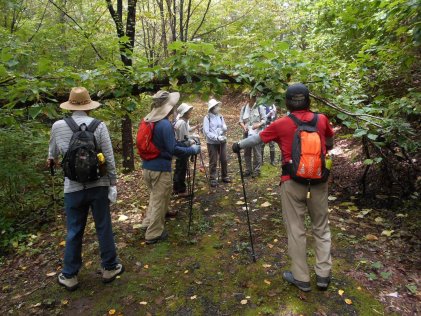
[187,154,198,236]
[236,152,257,262]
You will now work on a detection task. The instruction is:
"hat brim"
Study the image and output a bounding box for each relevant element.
[208,101,221,112]
[179,105,193,117]
[145,92,180,122]
[60,100,101,111]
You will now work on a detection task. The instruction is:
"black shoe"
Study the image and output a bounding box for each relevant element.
[222,178,232,183]
[316,274,331,290]
[282,271,311,292]
[146,230,169,245]
[243,171,251,177]
[210,180,218,187]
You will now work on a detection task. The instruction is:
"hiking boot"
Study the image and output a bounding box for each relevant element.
[243,171,252,177]
[166,210,179,218]
[58,273,79,291]
[176,191,191,198]
[316,274,331,290]
[210,180,218,187]
[222,177,232,183]
[102,264,125,283]
[282,271,311,292]
[146,230,169,245]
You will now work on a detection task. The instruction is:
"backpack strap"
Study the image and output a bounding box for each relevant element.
[288,113,303,126]
[288,113,319,127]
[64,117,80,133]
[87,119,102,133]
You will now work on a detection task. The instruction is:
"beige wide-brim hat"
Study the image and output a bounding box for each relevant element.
[144,91,180,123]
[208,98,221,112]
[60,87,101,111]
[177,103,193,117]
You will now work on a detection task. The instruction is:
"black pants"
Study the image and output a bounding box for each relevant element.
[173,157,188,193]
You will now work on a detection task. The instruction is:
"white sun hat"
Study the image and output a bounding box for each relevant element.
[177,103,193,117]
[207,98,221,112]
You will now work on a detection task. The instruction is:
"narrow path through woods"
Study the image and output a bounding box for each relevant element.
[0,98,419,315]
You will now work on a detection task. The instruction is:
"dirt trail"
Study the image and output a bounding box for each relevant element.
[0,97,419,315]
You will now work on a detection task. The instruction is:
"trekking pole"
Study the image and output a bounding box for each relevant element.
[236,152,257,262]
[187,154,198,236]
[217,144,222,183]
[186,159,192,196]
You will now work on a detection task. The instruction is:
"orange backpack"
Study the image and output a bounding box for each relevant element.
[287,113,329,184]
[136,119,160,161]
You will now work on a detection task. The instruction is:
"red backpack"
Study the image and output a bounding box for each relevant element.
[136,119,160,160]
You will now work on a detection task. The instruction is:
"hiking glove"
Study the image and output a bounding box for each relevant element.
[232,142,241,153]
[108,186,117,203]
[191,144,201,155]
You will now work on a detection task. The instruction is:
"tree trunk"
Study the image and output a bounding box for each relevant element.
[121,114,135,172]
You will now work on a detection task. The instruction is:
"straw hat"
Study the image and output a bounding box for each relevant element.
[207,99,221,112]
[60,87,101,111]
[144,90,180,123]
[177,103,193,117]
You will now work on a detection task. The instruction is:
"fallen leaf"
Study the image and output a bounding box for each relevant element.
[273,239,278,243]
[365,234,378,241]
[59,240,66,247]
[262,264,272,268]
[345,298,353,305]
[236,201,245,205]
[184,270,189,274]
[267,243,274,249]
[109,309,116,315]
[338,289,344,296]
[139,301,148,305]
[328,195,337,201]
[240,299,248,305]
[190,295,197,300]
[118,215,128,222]
[261,201,272,208]
[46,272,56,277]
[385,292,398,298]
[374,217,384,223]
[61,300,68,305]
[264,279,271,285]
[381,230,394,237]
[144,264,149,269]
[132,224,142,229]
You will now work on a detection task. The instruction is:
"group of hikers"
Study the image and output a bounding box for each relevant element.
[48,83,334,295]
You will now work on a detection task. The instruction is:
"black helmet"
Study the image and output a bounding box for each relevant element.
[285,83,310,111]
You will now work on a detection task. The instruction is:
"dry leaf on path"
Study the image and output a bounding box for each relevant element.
[261,201,271,207]
[240,299,248,305]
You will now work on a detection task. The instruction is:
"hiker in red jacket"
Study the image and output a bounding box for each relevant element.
[232,83,334,292]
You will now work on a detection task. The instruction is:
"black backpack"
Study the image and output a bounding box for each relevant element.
[62,117,102,183]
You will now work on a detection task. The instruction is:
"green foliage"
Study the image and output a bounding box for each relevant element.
[0,121,60,254]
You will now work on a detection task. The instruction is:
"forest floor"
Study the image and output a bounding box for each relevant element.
[0,97,420,315]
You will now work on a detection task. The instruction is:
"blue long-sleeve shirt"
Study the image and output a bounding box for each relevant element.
[142,118,195,172]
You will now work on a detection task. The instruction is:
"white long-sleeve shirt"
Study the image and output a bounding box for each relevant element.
[202,112,227,144]
[48,111,117,193]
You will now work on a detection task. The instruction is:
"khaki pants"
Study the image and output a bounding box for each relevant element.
[142,170,172,240]
[244,143,262,174]
[280,180,332,282]
[207,143,228,180]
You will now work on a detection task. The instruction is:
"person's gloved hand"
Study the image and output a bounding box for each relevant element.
[217,136,227,143]
[232,142,241,153]
[191,144,201,155]
[108,186,117,203]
